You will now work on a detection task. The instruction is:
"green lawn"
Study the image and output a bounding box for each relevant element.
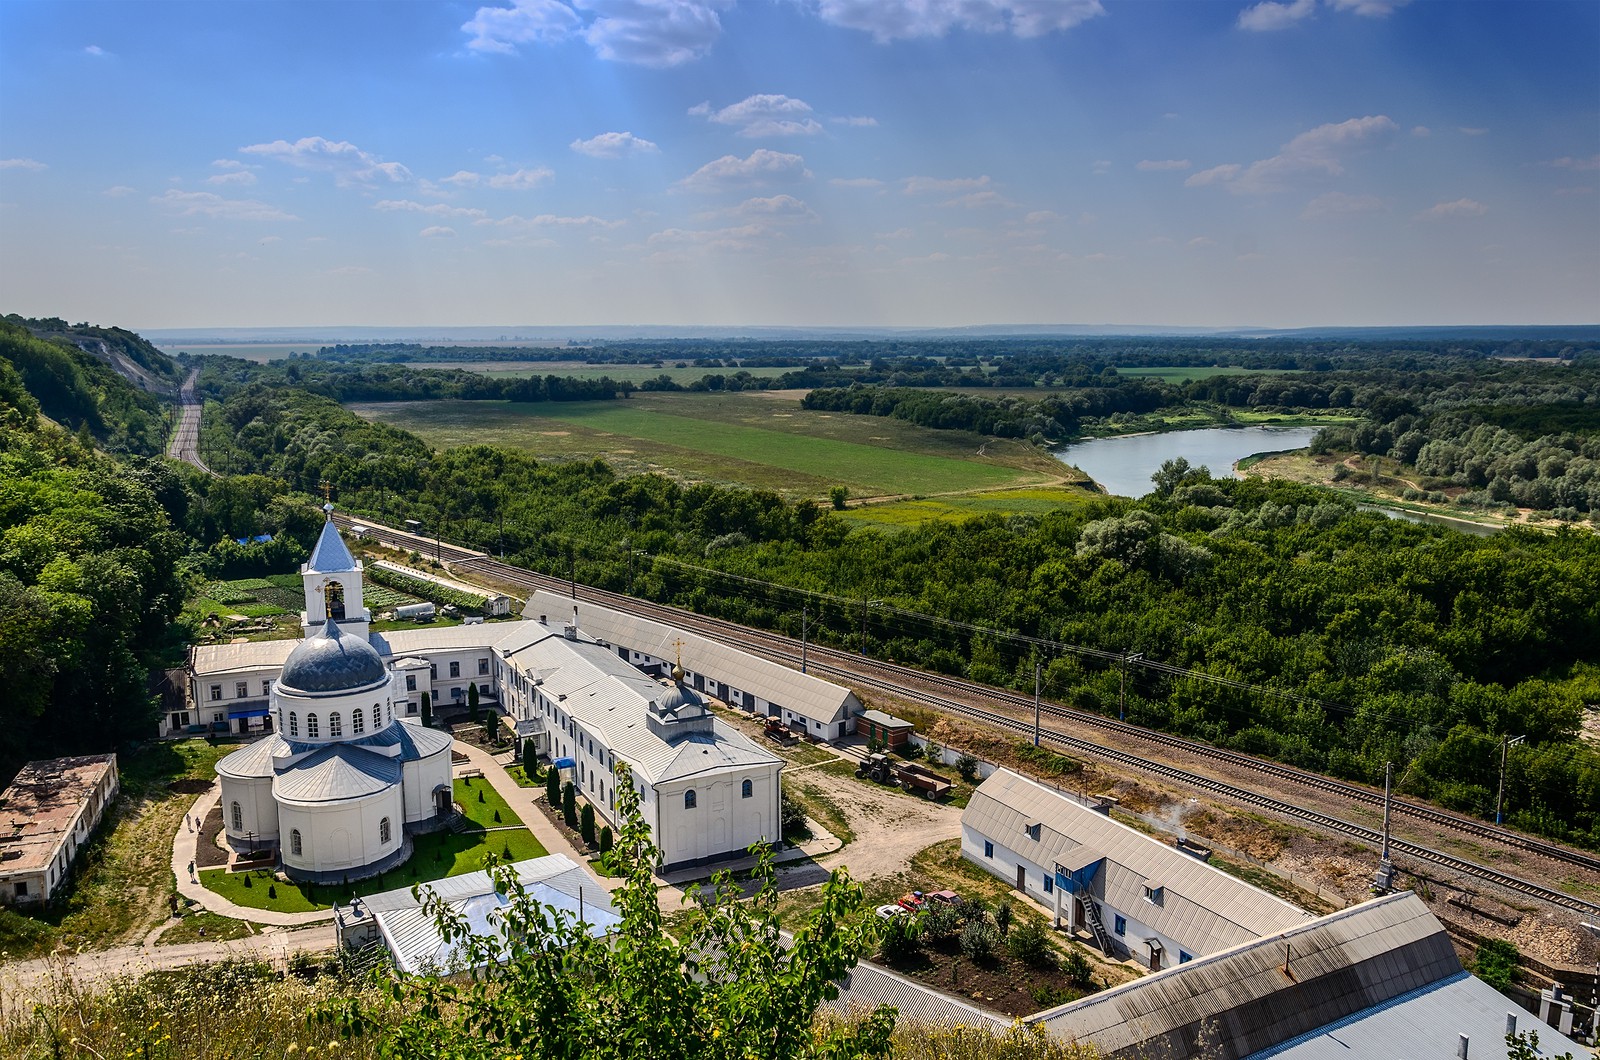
[455,776,524,828]
[156,908,257,945]
[348,393,1057,500]
[197,828,548,911]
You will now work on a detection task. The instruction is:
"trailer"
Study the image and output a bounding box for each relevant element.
[894,762,954,800]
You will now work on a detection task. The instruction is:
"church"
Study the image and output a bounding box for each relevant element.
[206,508,787,880]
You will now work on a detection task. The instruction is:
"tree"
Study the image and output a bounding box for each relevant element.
[580,803,597,847]
[546,766,562,808]
[956,753,980,783]
[320,764,895,1060]
[878,912,921,965]
[420,691,433,728]
[599,825,614,854]
[829,485,849,511]
[562,781,578,829]
[1471,938,1521,991]
[468,681,481,725]
[521,738,536,765]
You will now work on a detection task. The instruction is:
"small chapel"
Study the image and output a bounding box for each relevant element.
[215,507,454,882]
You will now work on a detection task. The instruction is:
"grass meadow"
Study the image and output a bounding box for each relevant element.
[349,391,1064,501]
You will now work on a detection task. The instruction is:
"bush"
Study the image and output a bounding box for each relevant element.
[780,790,810,839]
[959,919,1000,962]
[599,826,613,854]
[995,901,1013,937]
[956,753,980,782]
[921,904,962,941]
[1006,919,1056,969]
[546,766,562,807]
[562,782,578,829]
[1061,946,1093,987]
[1471,938,1521,991]
[879,913,921,964]
[580,803,597,847]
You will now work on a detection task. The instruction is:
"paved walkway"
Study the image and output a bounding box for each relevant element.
[171,783,334,926]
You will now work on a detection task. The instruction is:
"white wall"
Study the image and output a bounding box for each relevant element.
[279,785,404,876]
[400,748,452,824]
[221,774,279,845]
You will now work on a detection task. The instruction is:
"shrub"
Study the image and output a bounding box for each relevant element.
[921,904,962,941]
[956,753,980,783]
[1007,920,1056,970]
[1061,946,1093,987]
[995,901,1013,937]
[880,913,921,964]
[599,826,614,854]
[1471,938,1521,991]
[546,766,562,806]
[959,919,1000,962]
[562,782,578,829]
[580,803,597,847]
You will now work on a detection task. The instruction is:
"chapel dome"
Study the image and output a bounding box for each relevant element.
[654,664,705,716]
[278,618,386,694]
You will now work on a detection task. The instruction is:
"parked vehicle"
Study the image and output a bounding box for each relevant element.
[894,762,954,800]
[856,752,896,783]
[874,904,905,920]
[896,891,925,912]
[926,889,960,907]
[763,719,799,745]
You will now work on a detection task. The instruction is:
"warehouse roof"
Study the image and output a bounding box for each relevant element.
[371,620,541,657]
[191,639,298,678]
[966,769,1311,953]
[526,591,860,727]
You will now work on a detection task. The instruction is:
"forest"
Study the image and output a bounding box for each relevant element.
[4,320,1598,850]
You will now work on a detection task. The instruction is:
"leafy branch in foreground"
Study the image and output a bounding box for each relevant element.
[320,763,894,1060]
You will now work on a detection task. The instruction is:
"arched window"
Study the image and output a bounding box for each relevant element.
[742,779,753,799]
[352,709,365,735]
[326,580,346,621]
[684,789,697,810]
[290,829,302,856]
[230,802,242,831]
[380,817,392,844]
[372,704,382,730]
[288,711,298,737]
[329,712,342,737]
[307,713,319,738]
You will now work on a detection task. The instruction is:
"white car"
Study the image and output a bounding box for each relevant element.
[874,904,905,920]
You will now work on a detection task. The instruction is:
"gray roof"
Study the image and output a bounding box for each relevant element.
[217,734,289,779]
[526,590,860,726]
[354,720,454,761]
[280,618,387,695]
[273,743,402,802]
[305,516,358,573]
[827,958,1010,1032]
[965,770,1311,953]
[370,620,544,658]
[191,639,297,678]
[1244,969,1586,1060]
[505,628,781,786]
[1026,892,1465,1060]
[860,709,912,729]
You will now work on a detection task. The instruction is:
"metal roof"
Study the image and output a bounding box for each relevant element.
[280,618,387,695]
[965,769,1311,953]
[526,590,860,726]
[860,709,913,729]
[216,734,289,779]
[827,957,1010,1032]
[370,620,544,657]
[272,743,401,803]
[305,517,358,573]
[354,719,454,761]
[0,755,117,875]
[1244,969,1585,1060]
[191,639,297,677]
[505,629,781,785]
[1026,892,1464,1060]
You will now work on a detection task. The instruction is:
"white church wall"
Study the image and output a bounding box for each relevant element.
[400,749,452,825]
[221,775,279,845]
[279,785,404,876]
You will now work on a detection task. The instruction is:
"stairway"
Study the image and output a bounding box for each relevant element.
[1081,896,1120,958]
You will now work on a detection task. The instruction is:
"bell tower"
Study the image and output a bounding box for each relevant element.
[301,503,370,641]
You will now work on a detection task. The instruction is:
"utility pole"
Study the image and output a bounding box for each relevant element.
[1033,658,1042,747]
[1373,760,1396,893]
[1495,734,1526,825]
[1119,651,1144,722]
[801,603,809,675]
[569,544,577,599]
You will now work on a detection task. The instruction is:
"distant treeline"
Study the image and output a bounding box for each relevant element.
[195,356,631,404]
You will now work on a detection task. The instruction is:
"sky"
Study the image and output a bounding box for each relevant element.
[1,0,1596,331]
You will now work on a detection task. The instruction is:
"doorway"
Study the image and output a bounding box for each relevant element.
[1016,865,1027,892]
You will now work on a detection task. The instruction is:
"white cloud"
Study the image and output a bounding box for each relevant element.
[1547,155,1600,172]
[462,0,582,53]
[1326,0,1409,15]
[1091,159,1112,174]
[1411,125,1431,137]
[1185,115,1398,194]
[477,213,625,229]
[205,169,257,186]
[810,0,1103,41]
[904,175,990,195]
[830,177,884,188]
[1237,0,1315,31]
[374,199,489,219]
[438,170,483,186]
[571,131,660,158]
[420,226,458,238]
[679,149,811,191]
[258,235,282,244]
[103,185,136,197]
[645,222,774,254]
[734,194,817,220]
[84,44,107,57]
[1415,198,1487,220]
[486,167,554,189]
[240,136,412,186]
[1187,236,1216,247]
[0,158,47,171]
[1300,191,1385,218]
[693,94,822,138]
[832,115,878,127]
[942,190,1015,209]
[1136,159,1191,171]
[1025,210,1062,224]
[152,189,298,222]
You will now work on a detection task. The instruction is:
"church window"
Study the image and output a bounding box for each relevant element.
[380,817,392,844]
[352,709,365,735]
[430,664,437,679]
[290,829,302,856]
[329,712,342,737]
[406,674,416,692]
[289,712,298,737]
[449,661,460,678]
[307,713,319,738]
[372,704,381,730]
[742,779,753,799]
[478,658,489,675]
[684,790,697,810]
[230,802,242,831]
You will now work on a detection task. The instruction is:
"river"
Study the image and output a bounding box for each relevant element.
[1054,425,1321,498]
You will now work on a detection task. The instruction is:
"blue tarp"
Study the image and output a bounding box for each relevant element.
[228,706,271,719]
[553,757,576,770]
[232,534,275,545]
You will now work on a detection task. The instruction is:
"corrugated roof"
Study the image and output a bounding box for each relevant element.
[192,639,297,677]
[354,719,454,761]
[358,853,592,914]
[827,958,1011,1031]
[273,744,401,802]
[216,735,288,779]
[1244,969,1586,1060]
[305,517,358,573]
[965,769,1311,954]
[370,620,543,657]
[1027,892,1462,1060]
[526,590,859,726]
[505,629,781,786]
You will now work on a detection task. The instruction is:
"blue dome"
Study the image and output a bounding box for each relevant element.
[279,618,386,694]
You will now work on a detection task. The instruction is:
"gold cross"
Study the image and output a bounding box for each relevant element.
[320,480,334,503]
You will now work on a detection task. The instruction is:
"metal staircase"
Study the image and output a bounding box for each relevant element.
[1081,896,1119,958]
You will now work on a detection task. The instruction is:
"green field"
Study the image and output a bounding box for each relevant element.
[423,361,799,385]
[349,391,1063,500]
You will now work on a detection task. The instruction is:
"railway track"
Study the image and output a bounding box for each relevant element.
[339,516,1600,915]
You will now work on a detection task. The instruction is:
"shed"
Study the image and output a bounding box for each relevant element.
[395,602,436,622]
[859,709,915,748]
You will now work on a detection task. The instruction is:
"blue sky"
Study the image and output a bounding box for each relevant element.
[1,0,1595,329]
